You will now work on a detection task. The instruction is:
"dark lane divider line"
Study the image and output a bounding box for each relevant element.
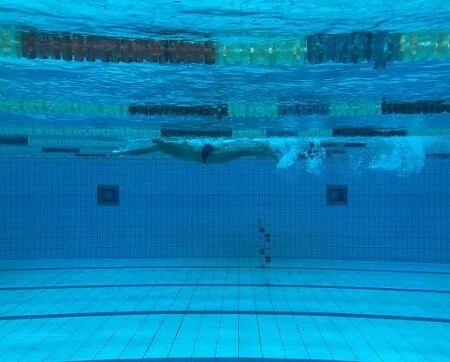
[0,283,448,294]
[1,310,449,324]
[73,358,355,362]
[1,265,449,276]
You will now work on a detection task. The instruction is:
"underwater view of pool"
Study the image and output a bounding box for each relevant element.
[0,0,449,361]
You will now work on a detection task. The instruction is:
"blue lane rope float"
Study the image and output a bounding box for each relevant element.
[331,127,408,137]
[18,31,216,64]
[129,104,228,119]
[381,101,450,115]
[1,27,449,66]
[41,147,80,154]
[0,100,449,118]
[0,100,128,117]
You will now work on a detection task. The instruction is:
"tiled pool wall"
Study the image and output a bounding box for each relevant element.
[0,157,449,261]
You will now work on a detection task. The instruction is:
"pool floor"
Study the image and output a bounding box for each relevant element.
[0,259,449,361]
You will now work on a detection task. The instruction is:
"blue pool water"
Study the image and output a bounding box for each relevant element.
[0,0,450,361]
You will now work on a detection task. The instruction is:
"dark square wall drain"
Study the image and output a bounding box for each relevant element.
[327,185,348,206]
[97,185,119,206]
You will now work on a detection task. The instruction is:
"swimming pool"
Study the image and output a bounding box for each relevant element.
[0,0,449,361]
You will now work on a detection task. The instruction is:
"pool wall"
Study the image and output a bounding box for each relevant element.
[0,157,449,262]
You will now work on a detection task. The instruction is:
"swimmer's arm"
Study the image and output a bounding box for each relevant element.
[152,139,193,152]
[111,146,158,156]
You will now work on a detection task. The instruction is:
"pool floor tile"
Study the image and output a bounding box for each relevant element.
[0,258,449,361]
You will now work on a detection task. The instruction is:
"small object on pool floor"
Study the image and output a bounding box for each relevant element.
[97,185,120,206]
[327,185,348,206]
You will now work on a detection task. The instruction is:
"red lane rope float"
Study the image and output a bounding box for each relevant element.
[18,31,216,64]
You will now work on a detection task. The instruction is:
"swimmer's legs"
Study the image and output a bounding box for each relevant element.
[113,138,204,162]
[111,138,282,163]
[110,140,161,156]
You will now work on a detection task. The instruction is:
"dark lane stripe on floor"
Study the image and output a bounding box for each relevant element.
[0,283,448,294]
[1,310,449,324]
[74,358,355,362]
[1,265,449,275]
[73,358,355,362]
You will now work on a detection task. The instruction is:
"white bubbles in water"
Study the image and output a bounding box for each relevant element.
[271,137,325,174]
[305,156,323,174]
[270,138,299,169]
[266,134,433,177]
[276,147,299,168]
[369,137,426,176]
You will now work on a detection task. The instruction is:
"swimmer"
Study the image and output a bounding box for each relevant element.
[111,138,279,164]
[111,138,323,164]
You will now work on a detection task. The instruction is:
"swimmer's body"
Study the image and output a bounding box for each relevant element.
[111,138,322,164]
